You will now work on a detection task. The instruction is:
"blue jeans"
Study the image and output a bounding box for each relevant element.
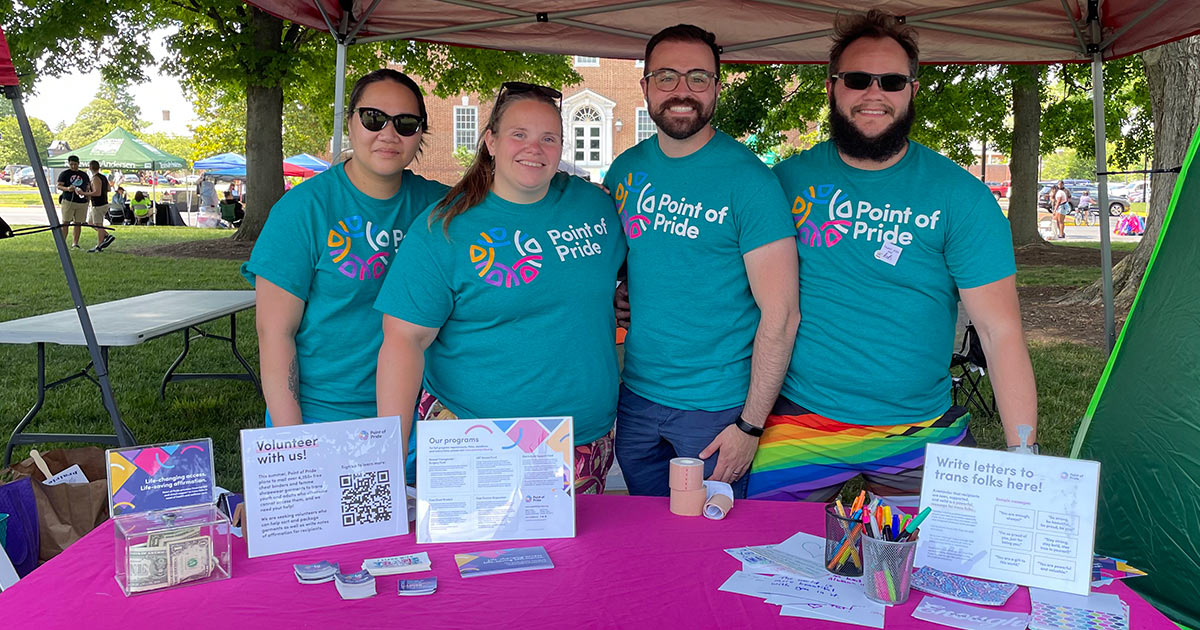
[615,384,749,498]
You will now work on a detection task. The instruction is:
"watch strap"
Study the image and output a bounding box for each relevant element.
[734,417,764,437]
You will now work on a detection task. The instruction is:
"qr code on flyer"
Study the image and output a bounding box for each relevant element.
[340,470,393,526]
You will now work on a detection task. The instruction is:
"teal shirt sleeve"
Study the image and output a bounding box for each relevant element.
[945,188,1017,289]
[734,174,796,256]
[373,220,455,329]
[241,192,319,300]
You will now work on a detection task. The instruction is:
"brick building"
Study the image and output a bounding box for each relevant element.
[407,56,655,186]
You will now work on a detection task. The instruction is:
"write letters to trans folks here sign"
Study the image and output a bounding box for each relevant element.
[916,443,1100,595]
[241,416,407,558]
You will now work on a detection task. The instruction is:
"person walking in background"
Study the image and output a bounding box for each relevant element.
[55,155,90,248]
[82,160,115,252]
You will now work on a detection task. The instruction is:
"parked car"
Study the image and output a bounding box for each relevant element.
[1128,180,1150,202]
[122,173,141,183]
[145,174,179,185]
[986,180,1010,198]
[16,166,52,186]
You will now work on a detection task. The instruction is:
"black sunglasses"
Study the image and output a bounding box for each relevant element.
[498,81,562,104]
[355,107,425,136]
[831,72,915,92]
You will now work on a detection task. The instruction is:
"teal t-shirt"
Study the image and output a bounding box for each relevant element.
[373,173,627,445]
[774,140,1016,425]
[241,164,449,422]
[603,131,795,411]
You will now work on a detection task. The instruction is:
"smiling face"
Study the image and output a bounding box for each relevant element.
[642,39,719,141]
[483,97,563,204]
[346,79,423,182]
[827,37,917,137]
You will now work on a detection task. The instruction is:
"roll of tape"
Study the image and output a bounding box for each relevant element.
[669,457,705,492]
[670,487,706,516]
[704,493,734,520]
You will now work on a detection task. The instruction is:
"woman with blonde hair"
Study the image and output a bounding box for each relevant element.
[375,82,626,493]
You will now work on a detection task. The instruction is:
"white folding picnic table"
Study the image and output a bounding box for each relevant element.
[0,290,260,465]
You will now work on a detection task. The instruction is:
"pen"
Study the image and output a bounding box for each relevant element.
[902,507,932,538]
[835,497,847,518]
[891,513,900,541]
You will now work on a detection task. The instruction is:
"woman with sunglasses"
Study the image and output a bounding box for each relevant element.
[242,69,449,428]
[375,83,627,494]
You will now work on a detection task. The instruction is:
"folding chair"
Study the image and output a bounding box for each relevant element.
[950,322,997,419]
[219,201,242,228]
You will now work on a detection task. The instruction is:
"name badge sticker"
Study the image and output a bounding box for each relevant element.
[874,241,903,266]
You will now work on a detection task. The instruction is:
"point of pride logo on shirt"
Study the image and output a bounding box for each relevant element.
[614,171,729,241]
[470,227,543,288]
[327,215,406,281]
[792,184,941,249]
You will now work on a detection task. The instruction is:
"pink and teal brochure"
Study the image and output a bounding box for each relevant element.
[416,417,575,544]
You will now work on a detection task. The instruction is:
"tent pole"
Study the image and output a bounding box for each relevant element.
[1092,53,1115,352]
[3,85,134,453]
[332,39,347,159]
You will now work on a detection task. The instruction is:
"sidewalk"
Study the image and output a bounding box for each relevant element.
[1,205,196,227]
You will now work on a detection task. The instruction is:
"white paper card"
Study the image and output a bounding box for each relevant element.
[916,444,1100,595]
[241,416,407,558]
[43,464,88,486]
[913,596,1031,630]
[416,417,575,544]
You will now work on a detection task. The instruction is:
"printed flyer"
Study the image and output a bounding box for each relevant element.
[241,416,407,558]
[107,439,215,516]
[416,417,574,544]
[916,444,1100,595]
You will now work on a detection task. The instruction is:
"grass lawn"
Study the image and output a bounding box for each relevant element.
[0,226,260,490]
[0,229,1108,491]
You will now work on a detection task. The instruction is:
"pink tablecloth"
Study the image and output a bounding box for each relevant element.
[0,495,1176,629]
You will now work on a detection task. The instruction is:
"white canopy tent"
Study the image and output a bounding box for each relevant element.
[246,0,1200,350]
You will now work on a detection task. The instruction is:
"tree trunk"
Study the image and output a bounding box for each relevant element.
[234,7,287,242]
[1060,36,1200,309]
[1009,64,1044,246]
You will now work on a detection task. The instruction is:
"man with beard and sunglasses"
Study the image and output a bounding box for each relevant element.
[747,10,1038,504]
[604,24,799,499]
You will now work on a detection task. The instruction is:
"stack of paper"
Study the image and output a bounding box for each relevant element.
[293,560,339,584]
[362,552,431,576]
[398,577,438,596]
[720,532,885,628]
[334,570,378,599]
[1029,588,1129,630]
[1091,555,1147,588]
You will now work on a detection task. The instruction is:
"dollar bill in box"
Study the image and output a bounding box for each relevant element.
[114,504,231,596]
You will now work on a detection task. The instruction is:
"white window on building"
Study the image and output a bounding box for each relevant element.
[635,108,656,143]
[574,56,600,67]
[453,106,477,150]
[572,106,603,165]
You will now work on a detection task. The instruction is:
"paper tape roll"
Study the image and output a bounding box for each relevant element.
[703,480,735,520]
[670,487,706,516]
[669,457,705,492]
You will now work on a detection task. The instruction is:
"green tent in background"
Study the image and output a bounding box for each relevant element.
[44,127,187,170]
[1072,121,1200,629]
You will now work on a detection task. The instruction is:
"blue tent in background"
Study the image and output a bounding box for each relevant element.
[193,152,245,171]
[285,153,330,173]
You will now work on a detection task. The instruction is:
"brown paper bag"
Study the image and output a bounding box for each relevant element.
[9,447,110,562]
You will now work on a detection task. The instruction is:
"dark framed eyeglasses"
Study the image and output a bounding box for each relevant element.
[354,107,425,136]
[498,81,563,105]
[642,69,718,93]
[830,72,915,92]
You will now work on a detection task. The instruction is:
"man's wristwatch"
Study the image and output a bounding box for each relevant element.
[734,416,764,437]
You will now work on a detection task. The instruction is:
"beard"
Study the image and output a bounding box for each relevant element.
[649,95,716,140]
[828,92,915,163]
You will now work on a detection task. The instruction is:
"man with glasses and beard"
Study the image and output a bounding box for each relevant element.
[747,10,1038,504]
[604,24,799,499]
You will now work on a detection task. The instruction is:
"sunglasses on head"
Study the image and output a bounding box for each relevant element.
[831,72,915,92]
[498,81,562,104]
[355,107,425,136]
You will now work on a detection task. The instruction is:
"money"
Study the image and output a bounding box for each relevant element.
[362,552,431,576]
[294,561,339,584]
[167,536,213,585]
[147,526,202,548]
[398,577,437,596]
[334,570,377,600]
[128,544,170,593]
